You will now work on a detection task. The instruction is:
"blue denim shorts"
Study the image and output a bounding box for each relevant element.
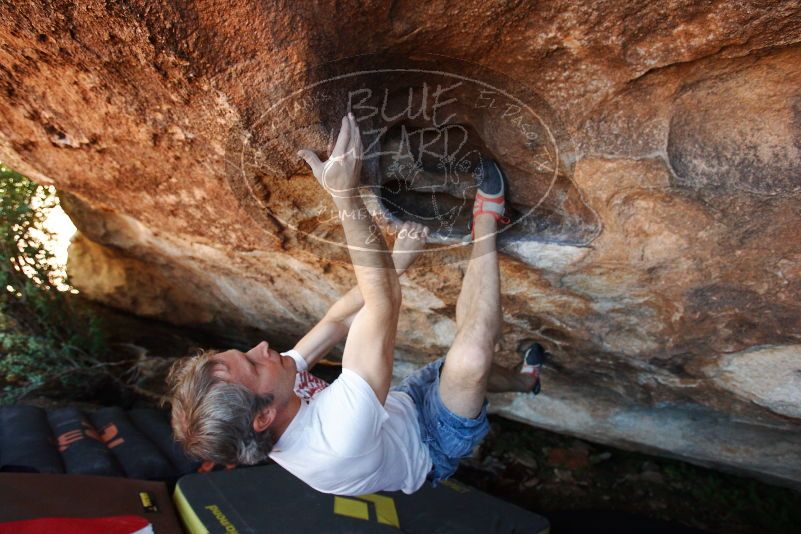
[392,357,490,485]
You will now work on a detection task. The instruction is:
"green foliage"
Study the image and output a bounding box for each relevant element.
[0,163,109,404]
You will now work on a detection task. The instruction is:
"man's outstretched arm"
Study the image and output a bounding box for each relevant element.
[289,221,429,370]
[298,113,400,403]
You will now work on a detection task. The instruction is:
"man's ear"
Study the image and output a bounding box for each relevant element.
[252,406,276,433]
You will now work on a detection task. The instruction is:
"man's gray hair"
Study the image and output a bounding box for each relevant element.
[166,351,274,465]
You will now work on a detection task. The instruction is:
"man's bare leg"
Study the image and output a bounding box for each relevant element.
[439,213,503,418]
[487,363,538,393]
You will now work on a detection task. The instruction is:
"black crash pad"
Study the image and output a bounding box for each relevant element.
[174,463,550,533]
[0,405,204,480]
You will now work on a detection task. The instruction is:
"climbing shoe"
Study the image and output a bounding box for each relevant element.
[520,341,546,395]
[467,156,511,240]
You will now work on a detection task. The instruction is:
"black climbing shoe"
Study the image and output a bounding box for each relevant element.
[520,341,547,395]
[466,156,511,240]
[477,156,507,197]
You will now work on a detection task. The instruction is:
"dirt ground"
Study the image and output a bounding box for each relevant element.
[456,415,801,534]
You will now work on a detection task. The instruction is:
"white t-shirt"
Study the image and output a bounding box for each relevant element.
[268,367,432,496]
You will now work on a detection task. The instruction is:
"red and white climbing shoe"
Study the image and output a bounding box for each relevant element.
[520,341,547,396]
[467,157,511,240]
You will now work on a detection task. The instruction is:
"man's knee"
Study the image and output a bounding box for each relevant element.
[443,344,494,386]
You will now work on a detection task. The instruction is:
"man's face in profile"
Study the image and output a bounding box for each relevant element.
[209,341,296,403]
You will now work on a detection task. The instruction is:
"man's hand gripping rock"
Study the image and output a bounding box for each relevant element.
[297,113,363,199]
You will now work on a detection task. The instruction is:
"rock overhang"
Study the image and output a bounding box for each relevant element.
[1,0,800,488]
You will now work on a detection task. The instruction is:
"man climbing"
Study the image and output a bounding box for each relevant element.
[167,113,545,496]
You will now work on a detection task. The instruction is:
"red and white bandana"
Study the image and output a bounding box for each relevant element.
[293,370,329,402]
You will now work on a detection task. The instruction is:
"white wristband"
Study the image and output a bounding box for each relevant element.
[281,349,308,372]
